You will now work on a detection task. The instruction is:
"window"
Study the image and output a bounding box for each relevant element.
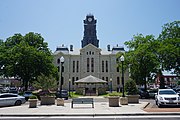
[0,94,17,98]
[102,61,104,72]
[102,77,104,80]
[106,77,108,85]
[76,61,79,72]
[117,77,120,85]
[91,58,94,72]
[76,77,79,81]
[117,67,119,72]
[57,58,60,64]
[87,58,90,72]
[72,77,75,85]
[73,61,75,72]
[106,61,108,72]
[61,77,64,85]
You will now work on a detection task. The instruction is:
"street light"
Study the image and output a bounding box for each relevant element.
[59,56,64,98]
[120,55,125,97]
[69,78,71,97]
[110,78,112,93]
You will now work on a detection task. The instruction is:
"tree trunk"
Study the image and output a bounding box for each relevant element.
[144,77,147,91]
[159,69,165,89]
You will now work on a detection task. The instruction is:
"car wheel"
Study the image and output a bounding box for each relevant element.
[157,102,162,108]
[15,100,22,106]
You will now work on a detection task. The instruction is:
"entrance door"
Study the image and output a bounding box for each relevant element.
[85,87,96,96]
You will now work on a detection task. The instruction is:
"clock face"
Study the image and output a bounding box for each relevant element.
[88,18,92,22]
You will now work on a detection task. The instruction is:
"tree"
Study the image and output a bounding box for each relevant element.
[155,21,180,88]
[32,73,57,96]
[0,39,5,76]
[125,79,138,95]
[124,34,159,91]
[158,21,180,75]
[2,32,58,91]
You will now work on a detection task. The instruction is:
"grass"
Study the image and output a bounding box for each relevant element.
[68,91,126,98]
[99,92,124,97]
[69,92,83,98]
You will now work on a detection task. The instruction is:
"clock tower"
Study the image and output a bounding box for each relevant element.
[81,14,99,48]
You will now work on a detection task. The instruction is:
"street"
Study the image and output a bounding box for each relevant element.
[1,98,180,120]
[140,98,157,108]
[1,116,180,120]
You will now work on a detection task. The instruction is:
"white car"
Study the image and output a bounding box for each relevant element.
[0,93,26,107]
[155,89,180,107]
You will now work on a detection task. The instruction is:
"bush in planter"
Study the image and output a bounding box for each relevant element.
[29,95,38,99]
[32,74,57,105]
[125,79,138,95]
[108,92,120,107]
[28,95,38,108]
[125,79,139,103]
[109,92,120,97]
[33,73,57,96]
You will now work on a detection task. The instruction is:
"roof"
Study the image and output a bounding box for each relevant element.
[75,75,107,83]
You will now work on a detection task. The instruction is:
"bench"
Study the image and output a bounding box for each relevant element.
[71,98,94,108]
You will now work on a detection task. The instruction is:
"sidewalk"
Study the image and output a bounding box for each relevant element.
[0,97,180,117]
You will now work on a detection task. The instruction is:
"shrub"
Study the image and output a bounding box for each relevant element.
[109,92,120,96]
[29,95,37,99]
[125,79,138,95]
[32,73,57,96]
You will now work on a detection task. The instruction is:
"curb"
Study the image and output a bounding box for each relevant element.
[1,112,180,117]
[143,102,150,109]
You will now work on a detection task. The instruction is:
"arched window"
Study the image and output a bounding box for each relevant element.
[72,77,75,85]
[76,61,79,72]
[73,61,75,73]
[87,58,90,72]
[102,61,104,72]
[117,77,120,85]
[57,58,60,64]
[91,58,94,72]
[106,61,108,72]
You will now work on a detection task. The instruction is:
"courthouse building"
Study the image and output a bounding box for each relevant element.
[53,14,129,95]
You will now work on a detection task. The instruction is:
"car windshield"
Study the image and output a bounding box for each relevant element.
[24,91,32,94]
[61,91,67,94]
[159,90,176,95]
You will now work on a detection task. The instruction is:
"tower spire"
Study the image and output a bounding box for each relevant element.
[81,14,99,48]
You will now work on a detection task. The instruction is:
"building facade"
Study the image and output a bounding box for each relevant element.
[53,14,129,92]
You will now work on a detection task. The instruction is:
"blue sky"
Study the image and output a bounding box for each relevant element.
[0,0,179,51]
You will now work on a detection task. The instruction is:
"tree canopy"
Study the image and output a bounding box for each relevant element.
[0,32,58,91]
[121,20,179,89]
[124,34,158,90]
[158,21,180,75]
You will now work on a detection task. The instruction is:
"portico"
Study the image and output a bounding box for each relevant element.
[75,75,107,96]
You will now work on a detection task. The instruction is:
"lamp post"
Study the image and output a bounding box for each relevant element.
[120,55,125,97]
[69,78,71,97]
[59,56,64,98]
[110,78,112,93]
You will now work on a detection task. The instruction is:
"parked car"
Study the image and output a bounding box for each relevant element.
[138,88,149,98]
[0,93,26,107]
[23,91,33,101]
[56,90,68,100]
[0,87,3,93]
[155,89,180,108]
[9,87,18,94]
[173,87,180,96]
[1,87,9,93]
[148,89,158,98]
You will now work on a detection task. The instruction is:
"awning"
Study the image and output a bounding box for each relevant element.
[75,75,107,83]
